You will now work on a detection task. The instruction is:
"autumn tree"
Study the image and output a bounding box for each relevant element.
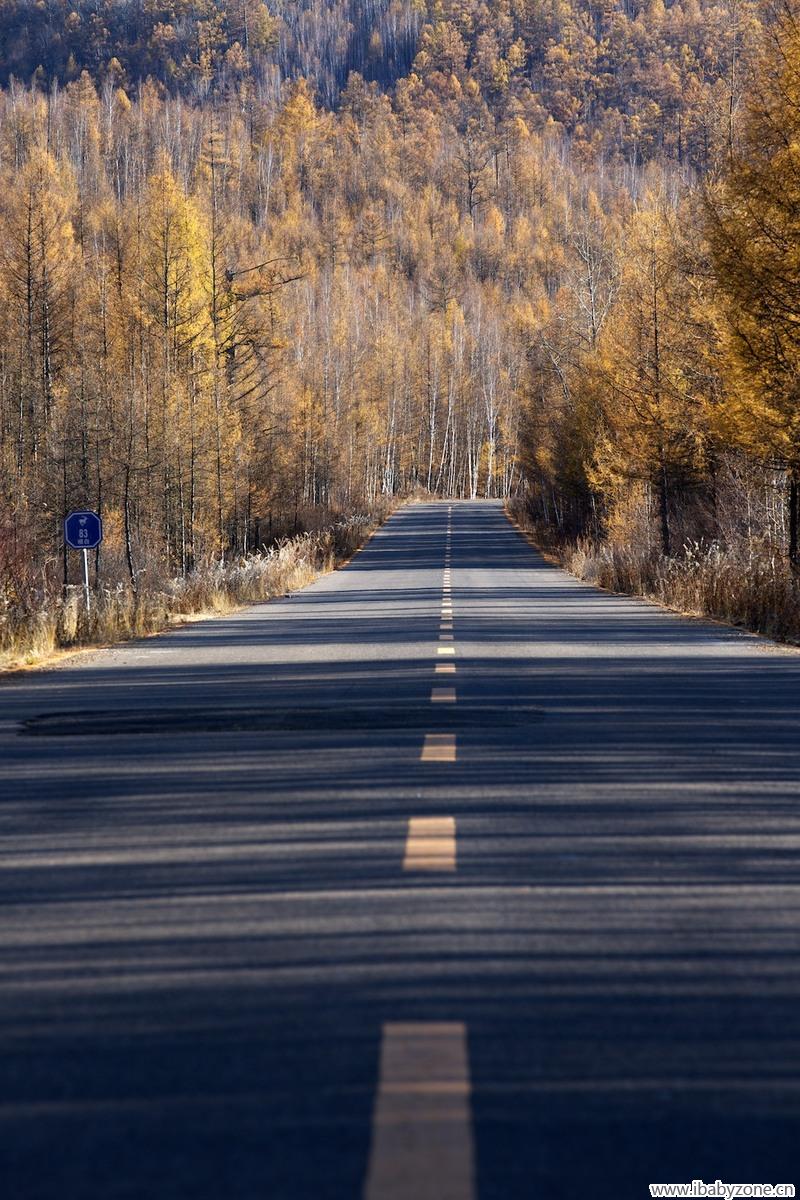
[706,0,800,565]
[582,198,712,555]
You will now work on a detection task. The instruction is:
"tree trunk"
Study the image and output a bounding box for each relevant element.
[124,464,136,594]
[659,458,671,557]
[789,466,799,569]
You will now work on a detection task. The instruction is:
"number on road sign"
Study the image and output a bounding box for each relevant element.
[64,510,103,550]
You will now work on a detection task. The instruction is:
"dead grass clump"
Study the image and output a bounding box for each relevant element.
[0,511,384,671]
[507,500,800,647]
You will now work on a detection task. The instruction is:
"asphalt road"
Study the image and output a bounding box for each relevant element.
[2,499,800,1199]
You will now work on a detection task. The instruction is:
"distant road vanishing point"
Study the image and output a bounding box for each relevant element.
[2,500,799,1199]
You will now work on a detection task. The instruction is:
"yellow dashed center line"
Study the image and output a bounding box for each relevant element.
[420,733,456,761]
[364,1022,475,1200]
[402,816,456,870]
[432,511,457,732]
[376,514,469,1197]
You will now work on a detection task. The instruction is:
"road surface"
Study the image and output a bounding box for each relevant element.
[2,500,799,1199]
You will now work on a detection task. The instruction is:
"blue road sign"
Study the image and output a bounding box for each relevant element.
[64,510,103,550]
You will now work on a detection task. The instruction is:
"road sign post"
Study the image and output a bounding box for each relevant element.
[82,548,91,615]
[64,510,103,616]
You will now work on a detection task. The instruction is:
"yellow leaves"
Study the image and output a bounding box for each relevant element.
[2,148,78,285]
[511,297,543,338]
[246,2,278,53]
[706,2,800,469]
[135,157,213,372]
[224,41,249,73]
[279,78,319,142]
[510,214,533,252]
[151,22,176,47]
[492,59,511,91]
[507,39,527,71]
[557,189,715,546]
[484,205,505,240]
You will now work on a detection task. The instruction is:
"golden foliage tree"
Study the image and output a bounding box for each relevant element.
[706,0,800,564]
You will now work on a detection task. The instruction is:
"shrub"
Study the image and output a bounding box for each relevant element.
[508,500,800,646]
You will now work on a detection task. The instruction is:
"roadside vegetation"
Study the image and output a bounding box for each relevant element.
[2,0,800,658]
[0,511,384,671]
[512,2,800,648]
[509,498,800,647]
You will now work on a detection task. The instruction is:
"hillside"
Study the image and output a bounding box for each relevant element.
[0,0,759,165]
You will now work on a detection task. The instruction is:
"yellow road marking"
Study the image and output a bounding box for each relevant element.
[420,733,456,762]
[431,687,456,703]
[364,1022,475,1200]
[403,816,456,870]
[440,623,453,632]
[439,633,454,642]
[435,662,456,675]
[437,646,455,656]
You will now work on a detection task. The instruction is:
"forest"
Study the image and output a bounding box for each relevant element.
[2,0,800,659]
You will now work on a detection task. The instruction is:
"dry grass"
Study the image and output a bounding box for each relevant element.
[0,511,385,672]
[507,500,800,646]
